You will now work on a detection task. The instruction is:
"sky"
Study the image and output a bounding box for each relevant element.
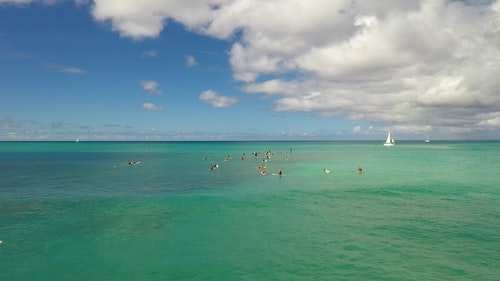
[1,0,499,141]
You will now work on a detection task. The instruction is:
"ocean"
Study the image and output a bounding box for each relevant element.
[1,141,499,280]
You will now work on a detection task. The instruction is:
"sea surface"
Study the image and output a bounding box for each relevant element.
[1,141,499,281]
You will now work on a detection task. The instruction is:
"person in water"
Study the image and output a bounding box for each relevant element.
[357,166,363,174]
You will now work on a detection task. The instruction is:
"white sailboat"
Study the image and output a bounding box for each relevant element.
[383,131,395,146]
[425,135,430,143]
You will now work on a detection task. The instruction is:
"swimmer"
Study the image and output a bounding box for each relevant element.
[277,169,283,176]
[323,169,331,174]
[261,170,267,175]
[357,166,363,174]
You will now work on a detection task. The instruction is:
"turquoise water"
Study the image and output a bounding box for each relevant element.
[1,141,499,280]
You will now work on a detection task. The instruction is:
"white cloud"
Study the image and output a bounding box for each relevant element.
[141,102,164,111]
[47,64,86,74]
[185,54,197,67]
[199,90,237,108]
[90,0,217,40]
[140,80,162,95]
[220,0,500,135]
[140,49,158,58]
[353,125,362,134]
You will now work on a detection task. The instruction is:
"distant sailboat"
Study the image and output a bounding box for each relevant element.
[383,131,395,146]
[425,135,431,143]
[75,137,80,143]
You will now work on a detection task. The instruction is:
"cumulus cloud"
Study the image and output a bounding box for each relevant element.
[185,54,197,67]
[353,125,374,135]
[90,0,216,40]
[140,80,162,95]
[141,102,164,111]
[199,90,237,108]
[229,0,500,135]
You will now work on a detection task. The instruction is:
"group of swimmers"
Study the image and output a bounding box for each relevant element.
[205,149,291,176]
[255,150,287,176]
[204,149,363,176]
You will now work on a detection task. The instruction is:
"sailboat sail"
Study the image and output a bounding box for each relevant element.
[384,131,395,146]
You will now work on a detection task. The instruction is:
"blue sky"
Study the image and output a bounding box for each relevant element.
[1,0,499,141]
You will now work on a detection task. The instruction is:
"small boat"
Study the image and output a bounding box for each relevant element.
[425,135,431,143]
[75,138,80,143]
[383,131,395,146]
